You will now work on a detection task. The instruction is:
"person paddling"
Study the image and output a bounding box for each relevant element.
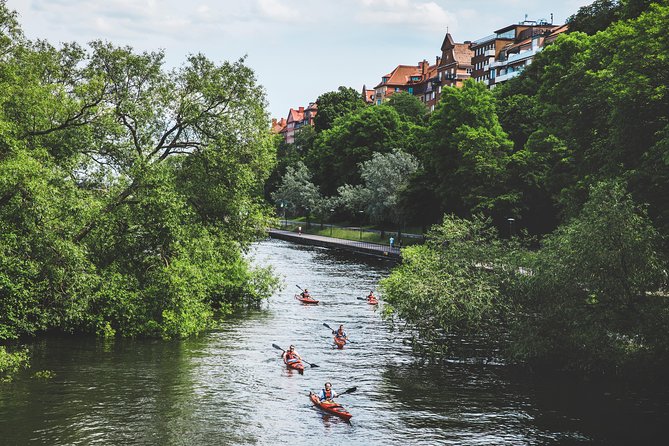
[367,290,376,301]
[319,382,339,403]
[282,345,302,365]
[300,288,311,299]
[333,324,348,344]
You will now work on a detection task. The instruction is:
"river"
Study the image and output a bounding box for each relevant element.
[1,238,668,445]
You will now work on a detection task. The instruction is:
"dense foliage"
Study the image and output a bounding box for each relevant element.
[0,1,279,377]
[380,215,522,360]
[382,181,669,373]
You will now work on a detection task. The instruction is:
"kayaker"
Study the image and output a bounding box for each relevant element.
[300,289,311,299]
[333,324,348,342]
[367,290,376,301]
[282,345,302,365]
[319,382,338,402]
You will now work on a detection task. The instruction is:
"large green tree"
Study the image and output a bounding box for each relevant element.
[511,181,669,373]
[0,0,279,355]
[421,80,514,223]
[312,86,366,133]
[307,105,419,195]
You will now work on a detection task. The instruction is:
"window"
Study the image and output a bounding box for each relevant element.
[408,87,414,94]
[395,87,400,92]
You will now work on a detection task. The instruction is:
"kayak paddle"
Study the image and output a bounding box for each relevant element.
[271,343,319,368]
[339,386,357,396]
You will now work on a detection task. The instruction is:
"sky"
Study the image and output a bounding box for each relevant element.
[6,0,592,120]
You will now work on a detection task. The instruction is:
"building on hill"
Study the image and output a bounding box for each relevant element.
[435,33,474,108]
[362,85,376,104]
[373,60,437,105]
[271,117,286,134]
[279,102,317,144]
[471,19,562,88]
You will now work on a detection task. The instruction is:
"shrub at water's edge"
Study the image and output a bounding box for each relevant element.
[382,180,669,375]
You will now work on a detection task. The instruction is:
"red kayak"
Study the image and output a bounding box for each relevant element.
[309,393,352,420]
[295,294,319,304]
[284,358,304,374]
[367,297,379,305]
[333,336,346,349]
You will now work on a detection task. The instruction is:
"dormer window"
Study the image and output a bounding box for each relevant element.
[382,77,389,83]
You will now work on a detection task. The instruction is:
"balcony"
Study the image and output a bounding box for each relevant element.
[484,49,496,58]
[495,70,521,83]
[495,47,540,68]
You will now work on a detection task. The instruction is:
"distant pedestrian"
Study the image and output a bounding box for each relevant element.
[389,236,394,248]
[298,226,302,235]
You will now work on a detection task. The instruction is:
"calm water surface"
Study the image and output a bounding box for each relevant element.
[1,239,668,445]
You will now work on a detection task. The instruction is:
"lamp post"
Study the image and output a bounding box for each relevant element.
[358,210,364,240]
[329,208,335,237]
[507,217,515,238]
[279,201,287,228]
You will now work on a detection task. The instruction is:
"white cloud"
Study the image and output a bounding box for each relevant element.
[256,0,301,23]
[356,0,455,31]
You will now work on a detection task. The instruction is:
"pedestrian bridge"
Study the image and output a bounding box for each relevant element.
[268,229,401,261]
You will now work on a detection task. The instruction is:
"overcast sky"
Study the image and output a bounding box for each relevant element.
[7,0,591,120]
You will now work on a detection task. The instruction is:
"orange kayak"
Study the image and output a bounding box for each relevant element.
[309,393,352,420]
[295,294,319,304]
[367,297,379,305]
[333,336,346,349]
[284,358,304,374]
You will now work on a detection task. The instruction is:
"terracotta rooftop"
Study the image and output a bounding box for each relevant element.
[287,107,305,123]
[453,43,474,66]
[271,117,286,134]
[374,60,436,89]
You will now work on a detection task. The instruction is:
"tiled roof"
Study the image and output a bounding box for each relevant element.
[271,117,287,134]
[453,43,474,65]
[374,61,436,89]
[287,108,305,123]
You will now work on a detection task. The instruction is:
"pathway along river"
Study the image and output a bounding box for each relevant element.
[2,239,669,445]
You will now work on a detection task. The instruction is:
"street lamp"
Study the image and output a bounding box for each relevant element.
[329,208,335,237]
[507,217,515,238]
[279,201,287,228]
[358,210,364,240]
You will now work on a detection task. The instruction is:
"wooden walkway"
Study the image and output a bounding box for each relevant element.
[268,229,401,261]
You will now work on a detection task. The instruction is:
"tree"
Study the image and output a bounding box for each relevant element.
[307,105,418,195]
[338,149,419,226]
[567,0,619,34]
[313,86,366,133]
[386,91,428,125]
[380,215,522,359]
[511,180,669,373]
[271,161,321,216]
[422,80,514,222]
[0,0,279,349]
